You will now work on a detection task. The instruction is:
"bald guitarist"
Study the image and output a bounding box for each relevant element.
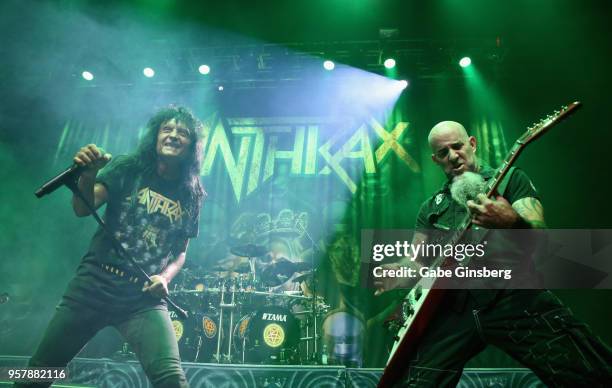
[375,121,612,387]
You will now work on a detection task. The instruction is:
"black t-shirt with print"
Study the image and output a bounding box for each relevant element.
[416,166,538,231]
[414,166,540,307]
[62,157,200,311]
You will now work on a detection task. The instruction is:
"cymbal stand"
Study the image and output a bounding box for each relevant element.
[214,282,225,363]
[214,277,239,363]
[242,333,247,363]
[194,336,203,362]
[298,222,321,363]
[226,280,236,362]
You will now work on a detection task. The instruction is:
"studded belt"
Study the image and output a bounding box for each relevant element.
[99,263,141,284]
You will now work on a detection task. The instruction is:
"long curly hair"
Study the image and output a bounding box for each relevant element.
[119,106,206,213]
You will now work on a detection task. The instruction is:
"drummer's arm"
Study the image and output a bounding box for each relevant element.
[143,239,189,298]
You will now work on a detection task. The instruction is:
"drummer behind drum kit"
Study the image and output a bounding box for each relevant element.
[168,244,331,365]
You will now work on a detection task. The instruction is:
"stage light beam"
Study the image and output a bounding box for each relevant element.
[459,57,472,68]
[323,60,335,71]
[81,71,94,81]
[384,58,396,69]
[143,67,155,78]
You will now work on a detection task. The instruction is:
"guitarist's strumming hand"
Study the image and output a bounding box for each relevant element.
[467,194,521,228]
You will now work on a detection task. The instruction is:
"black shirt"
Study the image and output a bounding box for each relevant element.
[63,157,200,312]
[416,166,539,231]
[414,165,540,307]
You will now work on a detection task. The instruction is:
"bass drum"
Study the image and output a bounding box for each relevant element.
[322,309,365,367]
[170,309,220,362]
[233,306,300,364]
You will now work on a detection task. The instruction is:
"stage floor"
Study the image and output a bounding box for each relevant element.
[0,355,546,387]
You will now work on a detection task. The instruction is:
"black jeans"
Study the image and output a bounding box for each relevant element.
[15,299,188,388]
[398,290,612,387]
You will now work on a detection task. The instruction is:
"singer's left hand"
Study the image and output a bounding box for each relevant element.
[142,275,169,298]
[467,194,520,228]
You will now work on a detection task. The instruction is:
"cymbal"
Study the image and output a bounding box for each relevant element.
[211,255,252,273]
[230,243,267,258]
[293,270,314,283]
[209,266,251,275]
[293,261,313,272]
[259,258,297,286]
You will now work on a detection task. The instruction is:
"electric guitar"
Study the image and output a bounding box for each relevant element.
[377,101,583,387]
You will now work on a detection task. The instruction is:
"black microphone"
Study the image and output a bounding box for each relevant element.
[34,164,85,198]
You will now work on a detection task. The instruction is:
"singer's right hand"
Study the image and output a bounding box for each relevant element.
[73,144,112,174]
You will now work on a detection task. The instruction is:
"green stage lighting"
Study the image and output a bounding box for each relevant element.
[143,67,155,77]
[198,64,211,75]
[384,58,396,69]
[459,57,472,68]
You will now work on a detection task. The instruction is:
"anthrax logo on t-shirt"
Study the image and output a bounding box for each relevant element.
[134,187,183,224]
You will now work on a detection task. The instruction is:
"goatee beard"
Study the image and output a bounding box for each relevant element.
[450,171,486,206]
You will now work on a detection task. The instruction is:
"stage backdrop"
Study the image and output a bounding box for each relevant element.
[1,76,531,367]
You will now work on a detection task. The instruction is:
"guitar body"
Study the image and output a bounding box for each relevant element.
[379,287,444,387]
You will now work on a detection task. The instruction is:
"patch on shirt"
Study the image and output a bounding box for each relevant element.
[435,193,444,205]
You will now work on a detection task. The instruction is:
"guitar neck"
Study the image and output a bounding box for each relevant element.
[486,141,524,197]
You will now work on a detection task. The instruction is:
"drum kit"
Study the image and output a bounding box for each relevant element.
[168,243,330,365]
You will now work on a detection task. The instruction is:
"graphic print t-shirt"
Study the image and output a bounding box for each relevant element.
[87,157,199,275]
[62,157,201,311]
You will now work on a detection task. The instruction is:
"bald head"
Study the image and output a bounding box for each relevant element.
[428,121,478,178]
[428,121,469,150]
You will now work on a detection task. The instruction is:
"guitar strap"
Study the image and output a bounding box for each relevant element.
[496,166,516,198]
[465,166,517,308]
[468,166,517,246]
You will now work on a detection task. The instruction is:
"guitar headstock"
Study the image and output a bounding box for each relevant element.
[518,101,582,144]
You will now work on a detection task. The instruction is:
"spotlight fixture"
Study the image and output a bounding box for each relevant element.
[198,64,211,75]
[384,58,396,69]
[398,80,409,89]
[459,57,472,68]
[218,85,224,91]
[323,60,335,71]
[143,67,155,77]
[81,71,94,81]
